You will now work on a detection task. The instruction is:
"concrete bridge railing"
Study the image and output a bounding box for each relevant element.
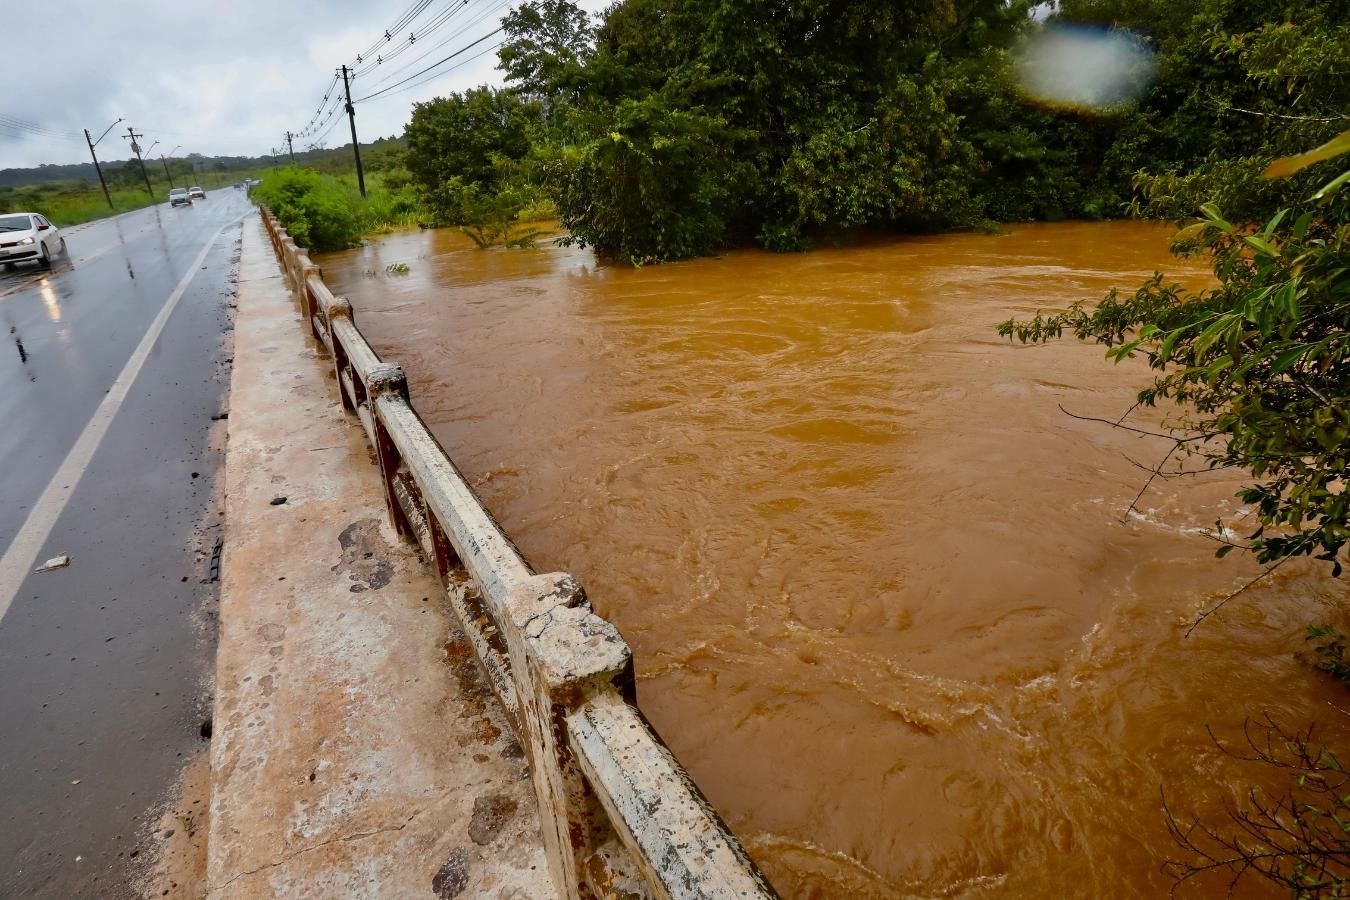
[259,207,779,900]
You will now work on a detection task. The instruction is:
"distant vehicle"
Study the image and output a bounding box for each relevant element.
[170,187,192,208]
[188,186,206,200]
[0,212,65,269]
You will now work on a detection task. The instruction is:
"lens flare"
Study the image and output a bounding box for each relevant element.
[1014,24,1155,112]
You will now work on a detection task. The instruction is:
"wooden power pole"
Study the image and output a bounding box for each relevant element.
[123,126,155,198]
[340,65,366,197]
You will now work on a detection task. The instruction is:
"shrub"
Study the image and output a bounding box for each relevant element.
[516,196,558,222]
[251,167,362,252]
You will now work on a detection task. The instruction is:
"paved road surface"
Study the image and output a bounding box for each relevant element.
[0,191,252,897]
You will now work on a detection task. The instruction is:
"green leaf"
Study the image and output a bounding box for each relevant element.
[1294,210,1314,240]
[1313,169,1350,202]
[1262,208,1288,237]
[1264,129,1350,178]
[1270,344,1309,374]
[1204,355,1234,383]
[1159,328,1184,361]
[1242,234,1280,258]
[1193,316,1231,358]
[1197,202,1232,231]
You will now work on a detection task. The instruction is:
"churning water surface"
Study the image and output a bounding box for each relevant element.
[322,221,1349,899]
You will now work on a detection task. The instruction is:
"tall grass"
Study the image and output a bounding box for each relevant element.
[0,167,270,228]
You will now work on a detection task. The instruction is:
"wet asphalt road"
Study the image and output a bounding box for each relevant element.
[0,192,252,897]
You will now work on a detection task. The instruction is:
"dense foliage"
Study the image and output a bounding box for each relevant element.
[397,0,1350,263]
[404,87,540,225]
[997,0,1348,580]
[251,166,422,252]
[251,168,364,251]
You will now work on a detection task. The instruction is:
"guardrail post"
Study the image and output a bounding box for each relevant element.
[280,236,299,294]
[326,297,357,412]
[298,257,320,339]
[505,576,635,899]
[366,363,415,541]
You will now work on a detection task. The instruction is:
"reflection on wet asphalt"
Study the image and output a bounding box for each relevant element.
[0,192,251,897]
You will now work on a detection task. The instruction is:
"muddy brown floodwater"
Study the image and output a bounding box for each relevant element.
[321,221,1349,899]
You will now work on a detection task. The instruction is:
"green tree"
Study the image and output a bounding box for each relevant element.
[403,87,538,224]
[498,0,596,103]
[549,0,1027,262]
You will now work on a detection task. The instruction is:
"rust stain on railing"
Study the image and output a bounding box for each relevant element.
[258,207,779,900]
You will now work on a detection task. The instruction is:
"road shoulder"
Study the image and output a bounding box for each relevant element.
[206,216,550,898]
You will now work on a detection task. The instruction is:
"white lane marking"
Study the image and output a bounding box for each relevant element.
[0,202,249,301]
[0,209,253,624]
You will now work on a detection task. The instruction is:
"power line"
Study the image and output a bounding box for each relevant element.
[352,0,437,66]
[355,0,507,90]
[284,0,515,152]
[308,112,348,149]
[300,94,346,140]
[358,39,504,104]
[351,0,476,78]
[353,27,503,103]
[133,125,207,139]
[0,112,80,142]
[297,73,342,136]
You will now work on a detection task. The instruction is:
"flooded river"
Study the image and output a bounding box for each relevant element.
[321,221,1348,898]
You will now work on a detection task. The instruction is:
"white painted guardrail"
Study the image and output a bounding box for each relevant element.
[259,207,779,900]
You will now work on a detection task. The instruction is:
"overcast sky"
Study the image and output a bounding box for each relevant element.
[3,0,608,170]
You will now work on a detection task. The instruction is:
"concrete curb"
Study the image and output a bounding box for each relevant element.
[205,215,552,899]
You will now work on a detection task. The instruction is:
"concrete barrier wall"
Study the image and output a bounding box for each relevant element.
[258,208,779,900]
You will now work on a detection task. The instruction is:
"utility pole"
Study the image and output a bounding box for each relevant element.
[83,119,121,210]
[163,145,182,190]
[285,131,296,163]
[340,65,366,197]
[123,126,155,198]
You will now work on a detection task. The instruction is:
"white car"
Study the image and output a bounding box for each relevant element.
[188,186,206,200]
[170,187,192,207]
[0,212,64,269]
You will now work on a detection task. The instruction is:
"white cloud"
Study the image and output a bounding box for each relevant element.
[2,0,610,169]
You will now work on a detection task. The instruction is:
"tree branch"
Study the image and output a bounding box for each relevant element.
[1185,558,1291,638]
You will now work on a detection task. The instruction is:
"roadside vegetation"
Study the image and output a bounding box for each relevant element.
[2,182,164,227]
[249,164,424,253]
[0,138,409,229]
[0,164,263,227]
